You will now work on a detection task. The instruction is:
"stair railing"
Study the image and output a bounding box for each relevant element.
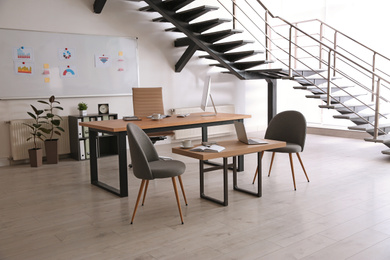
[216,0,390,139]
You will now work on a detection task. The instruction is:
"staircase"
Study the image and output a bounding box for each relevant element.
[113,0,390,155]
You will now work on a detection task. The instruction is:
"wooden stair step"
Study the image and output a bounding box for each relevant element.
[174,29,244,47]
[294,85,352,93]
[306,93,366,103]
[232,60,272,70]
[139,5,155,12]
[153,5,218,23]
[163,0,196,12]
[199,50,262,62]
[364,134,390,143]
[320,103,373,114]
[240,68,286,78]
[174,5,218,23]
[294,76,342,86]
[334,112,388,120]
[211,60,273,70]
[381,149,390,155]
[210,40,254,53]
[281,69,327,77]
[198,29,244,43]
[166,18,231,33]
[348,123,390,133]
[334,112,388,125]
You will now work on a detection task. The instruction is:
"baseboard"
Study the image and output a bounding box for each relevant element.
[307,126,371,139]
[0,157,10,167]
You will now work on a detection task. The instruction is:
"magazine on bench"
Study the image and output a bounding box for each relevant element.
[190,144,225,153]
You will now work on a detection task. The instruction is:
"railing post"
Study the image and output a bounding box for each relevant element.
[319,22,323,69]
[374,78,381,139]
[265,10,269,61]
[333,31,337,76]
[232,0,236,29]
[294,23,298,69]
[372,52,377,102]
[288,26,292,77]
[327,49,332,106]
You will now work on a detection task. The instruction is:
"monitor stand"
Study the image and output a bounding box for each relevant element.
[201,94,218,117]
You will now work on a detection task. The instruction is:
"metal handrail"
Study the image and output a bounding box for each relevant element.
[216,0,390,139]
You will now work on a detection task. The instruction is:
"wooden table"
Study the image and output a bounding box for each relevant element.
[79,112,251,197]
[172,139,286,206]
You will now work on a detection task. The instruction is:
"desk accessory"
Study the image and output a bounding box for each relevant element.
[177,113,190,118]
[98,103,109,114]
[123,116,141,121]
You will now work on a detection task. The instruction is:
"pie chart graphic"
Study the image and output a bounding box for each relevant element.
[63,68,75,76]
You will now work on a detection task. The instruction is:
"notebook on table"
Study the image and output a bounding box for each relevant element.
[234,121,268,145]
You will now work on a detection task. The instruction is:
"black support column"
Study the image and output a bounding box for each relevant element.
[266,78,277,123]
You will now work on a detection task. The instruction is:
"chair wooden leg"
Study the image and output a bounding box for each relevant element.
[268,152,276,177]
[172,177,184,224]
[296,153,309,182]
[177,175,188,206]
[252,151,264,184]
[131,179,146,224]
[141,180,149,206]
[288,153,297,190]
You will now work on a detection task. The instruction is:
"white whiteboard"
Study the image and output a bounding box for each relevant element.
[0,28,138,99]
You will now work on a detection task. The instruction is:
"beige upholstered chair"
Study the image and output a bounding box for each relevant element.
[127,123,187,224]
[132,87,174,143]
[252,110,309,190]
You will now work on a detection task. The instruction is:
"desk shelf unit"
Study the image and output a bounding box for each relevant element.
[69,113,118,160]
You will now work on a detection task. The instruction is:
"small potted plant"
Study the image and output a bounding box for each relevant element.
[39,95,65,164]
[23,104,46,167]
[78,102,88,116]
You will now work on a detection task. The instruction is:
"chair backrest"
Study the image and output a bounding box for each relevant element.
[132,87,165,117]
[265,110,307,151]
[127,123,160,180]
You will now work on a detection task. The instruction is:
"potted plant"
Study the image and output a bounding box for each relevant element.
[23,105,46,167]
[39,95,65,164]
[78,102,88,116]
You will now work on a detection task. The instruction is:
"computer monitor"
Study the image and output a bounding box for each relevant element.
[200,76,217,117]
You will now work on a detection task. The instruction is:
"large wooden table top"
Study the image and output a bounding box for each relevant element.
[79,112,251,133]
[172,139,286,160]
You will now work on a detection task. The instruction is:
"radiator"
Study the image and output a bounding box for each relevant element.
[172,104,235,140]
[9,117,70,161]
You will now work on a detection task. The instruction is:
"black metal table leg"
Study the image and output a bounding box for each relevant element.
[199,158,229,206]
[233,152,262,197]
[90,130,98,184]
[90,130,128,197]
[117,132,128,197]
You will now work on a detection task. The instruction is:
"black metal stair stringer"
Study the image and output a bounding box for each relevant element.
[142,0,246,79]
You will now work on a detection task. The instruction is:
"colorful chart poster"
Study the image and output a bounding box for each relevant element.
[14,61,34,75]
[60,65,77,78]
[13,46,34,61]
[58,47,75,60]
[95,54,112,68]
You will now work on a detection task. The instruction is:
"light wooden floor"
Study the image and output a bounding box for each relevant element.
[1,133,390,260]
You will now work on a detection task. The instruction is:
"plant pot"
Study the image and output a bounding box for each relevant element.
[45,139,59,164]
[79,110,87,116]
[28,148,43,167]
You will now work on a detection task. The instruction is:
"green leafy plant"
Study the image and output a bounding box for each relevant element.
[77,102,88,111]
[39,95,65,140]
[23,105,46,150]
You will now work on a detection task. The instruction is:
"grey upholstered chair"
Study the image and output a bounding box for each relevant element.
[252,110,309,190]
[127,123,188,224]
